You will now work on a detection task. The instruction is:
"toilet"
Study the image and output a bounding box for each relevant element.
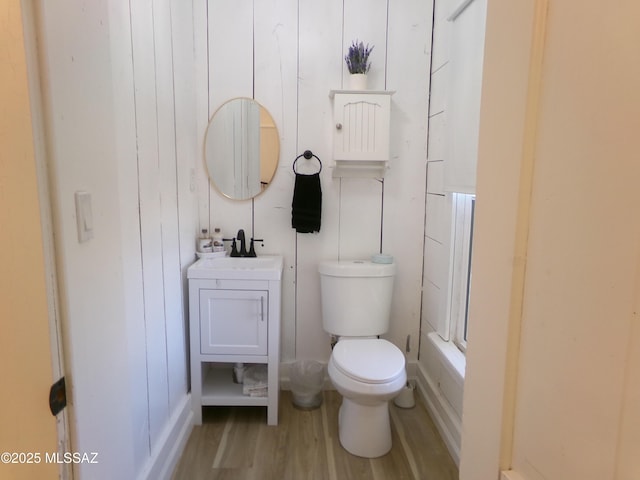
[319,259,406,458]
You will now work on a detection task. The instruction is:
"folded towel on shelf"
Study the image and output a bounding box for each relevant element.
[243,384,268,397]
[242,365,268,397]
[291,172,322,233]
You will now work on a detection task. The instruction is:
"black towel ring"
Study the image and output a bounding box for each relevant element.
[293,150,322,174]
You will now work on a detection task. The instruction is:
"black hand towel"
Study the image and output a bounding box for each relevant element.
[292,172,322,233]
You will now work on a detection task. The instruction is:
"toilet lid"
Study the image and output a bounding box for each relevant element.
[332,339,405,384]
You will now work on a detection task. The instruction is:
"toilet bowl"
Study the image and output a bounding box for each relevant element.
[319,258,404,457]
[328,338,406,458]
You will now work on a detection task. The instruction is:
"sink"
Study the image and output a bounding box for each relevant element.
[187,255,283,281]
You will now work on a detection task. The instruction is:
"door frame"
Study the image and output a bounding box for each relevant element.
[458,0,547,478]
[21,1,72,478]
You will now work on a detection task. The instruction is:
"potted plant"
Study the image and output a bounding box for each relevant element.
[345,40,374,90]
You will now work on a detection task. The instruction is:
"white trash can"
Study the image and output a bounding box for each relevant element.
[290,360,324,410]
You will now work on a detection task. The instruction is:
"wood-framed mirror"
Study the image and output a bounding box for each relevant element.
[204,98,280,200]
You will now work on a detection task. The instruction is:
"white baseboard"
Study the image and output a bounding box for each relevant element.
[415,363,461,466]
[138,393,194,480]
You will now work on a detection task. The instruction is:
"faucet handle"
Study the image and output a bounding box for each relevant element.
[248,240,256,257]
[247,238,263,257]
[221,238,239,257]
[229,238,239,257]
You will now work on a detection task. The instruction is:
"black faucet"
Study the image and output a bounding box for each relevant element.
[227,229,262,257]
[236,229,248,257]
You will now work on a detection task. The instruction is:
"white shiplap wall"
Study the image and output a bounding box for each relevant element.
[34,0,197,478]
[33,1,438,477]
[424,0,454,341]
[419,0,472,465]
[200,0,432,363]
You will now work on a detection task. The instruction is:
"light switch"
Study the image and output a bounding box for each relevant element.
[75,191,94,243]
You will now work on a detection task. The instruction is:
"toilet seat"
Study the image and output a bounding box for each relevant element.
[332,339,405,384]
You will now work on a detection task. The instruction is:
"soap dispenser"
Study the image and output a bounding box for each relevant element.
[197,229,213,253]
[212,228,224,252]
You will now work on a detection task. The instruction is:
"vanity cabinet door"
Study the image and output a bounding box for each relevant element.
[199,289,268,355]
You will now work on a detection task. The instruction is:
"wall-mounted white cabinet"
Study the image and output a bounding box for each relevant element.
[187,257,283,426]
[329,90,395,177]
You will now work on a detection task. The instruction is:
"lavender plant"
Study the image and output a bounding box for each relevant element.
[344,40,374,74]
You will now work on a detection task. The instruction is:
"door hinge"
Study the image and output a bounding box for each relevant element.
[49,377,66,416]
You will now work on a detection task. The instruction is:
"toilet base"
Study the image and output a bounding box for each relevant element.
[338,397,392,458]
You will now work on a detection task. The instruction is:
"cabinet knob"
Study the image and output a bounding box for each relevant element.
[336,123,342,130]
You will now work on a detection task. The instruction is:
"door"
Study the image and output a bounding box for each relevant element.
[459,1,640,479]
[1,2,68,478]
[200,289,268,355]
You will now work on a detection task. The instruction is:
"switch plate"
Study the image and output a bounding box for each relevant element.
[75,191,94,243]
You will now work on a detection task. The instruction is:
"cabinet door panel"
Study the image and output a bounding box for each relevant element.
[333,93,390,161]
[200,289,268,355]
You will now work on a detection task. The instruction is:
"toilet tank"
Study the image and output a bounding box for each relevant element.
[318,259,396,336]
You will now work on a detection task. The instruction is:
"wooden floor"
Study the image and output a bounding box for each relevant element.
[171,390,458,480]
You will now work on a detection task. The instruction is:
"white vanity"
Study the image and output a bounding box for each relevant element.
[187,256,283,425]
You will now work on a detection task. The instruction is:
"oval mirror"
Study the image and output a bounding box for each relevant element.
[204,98,280,200]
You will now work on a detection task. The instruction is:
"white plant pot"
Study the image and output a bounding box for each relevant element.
[349,73,368,90]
